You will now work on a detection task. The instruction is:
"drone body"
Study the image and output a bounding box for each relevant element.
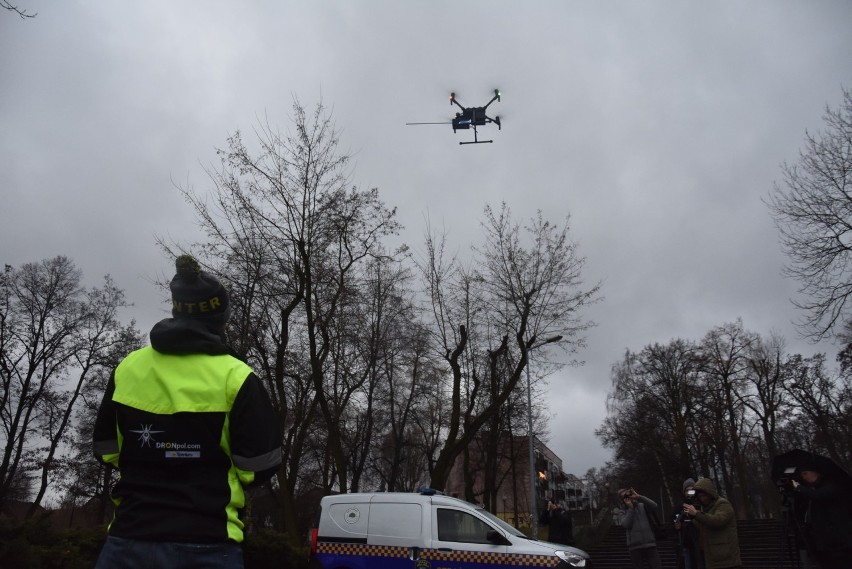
[408,89,502,145]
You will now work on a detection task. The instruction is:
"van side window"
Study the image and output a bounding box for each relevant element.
[436,508,492,544]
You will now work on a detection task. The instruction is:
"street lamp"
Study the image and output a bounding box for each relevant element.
[526,334,562,539]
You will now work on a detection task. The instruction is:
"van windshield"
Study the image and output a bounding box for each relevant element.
[475,507,528,538]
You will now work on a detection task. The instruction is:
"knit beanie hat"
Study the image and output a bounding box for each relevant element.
[170,255,230,324]
[683,478,696,492]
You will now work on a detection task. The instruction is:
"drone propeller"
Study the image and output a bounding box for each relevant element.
[406,121,452,126]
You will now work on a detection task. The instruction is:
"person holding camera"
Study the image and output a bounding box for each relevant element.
[681,478,741,569]
[617,487,663,569]
[674,478,703,569]
[539,499,575,546]
[791,462,852,569]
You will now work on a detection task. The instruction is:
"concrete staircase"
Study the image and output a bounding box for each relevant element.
[583,519,804,568]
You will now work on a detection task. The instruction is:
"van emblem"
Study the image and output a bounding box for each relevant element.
[344,508,360,524]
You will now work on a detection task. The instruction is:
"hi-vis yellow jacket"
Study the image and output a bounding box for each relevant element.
[93,319,281,543]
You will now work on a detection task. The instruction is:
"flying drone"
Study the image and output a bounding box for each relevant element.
[407,89,502,145]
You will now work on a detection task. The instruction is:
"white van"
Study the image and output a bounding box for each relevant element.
[309,489,590,569]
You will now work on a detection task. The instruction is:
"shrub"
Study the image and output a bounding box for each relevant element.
[0,517,106,569]
[243,528,308,569]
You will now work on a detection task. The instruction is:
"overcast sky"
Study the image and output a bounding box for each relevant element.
[2,1,851,477]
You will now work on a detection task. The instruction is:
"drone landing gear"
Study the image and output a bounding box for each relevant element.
[459,126,493,145]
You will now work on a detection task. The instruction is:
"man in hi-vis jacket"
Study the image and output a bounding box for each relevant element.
[93,255,281,568]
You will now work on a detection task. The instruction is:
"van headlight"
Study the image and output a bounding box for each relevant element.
[555,550,587,567]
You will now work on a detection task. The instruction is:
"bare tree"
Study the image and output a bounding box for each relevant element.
[598,318,852,520]
[410,371,449,485]
[378,324,441,492]
[1,0,36,18]
[767,87,852,341]
[354,256,436,492]
[698,320,757,518]
[58,326,144,523]
[597,340,703,512]
[0,257,139,512]
[167,99,400,538]
[742,333,788,470]
[421,204,600,490]
[783,353,852,468]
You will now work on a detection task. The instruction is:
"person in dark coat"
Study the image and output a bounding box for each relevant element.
[539,500,575,545]
[792,461,852,569]
[674,478,703,569]
[618,487,663,569]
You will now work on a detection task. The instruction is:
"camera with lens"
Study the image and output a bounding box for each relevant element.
[774,467,797,496]
[673,511,691,525]
[776,467,797,485]
[673,489,698,526]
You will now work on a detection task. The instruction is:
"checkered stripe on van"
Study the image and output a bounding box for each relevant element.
[502,553,561,567]
[316,543,408,558]
[317,543,561,567]
[424,549,561,567]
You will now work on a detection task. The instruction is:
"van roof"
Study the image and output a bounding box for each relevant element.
[319,492,479,509]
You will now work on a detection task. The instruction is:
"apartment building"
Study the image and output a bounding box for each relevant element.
[443,432,590,528]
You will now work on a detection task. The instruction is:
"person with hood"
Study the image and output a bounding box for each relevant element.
[682,478,741,569]
[539,499,575,546]
[674,478,703,569]
[93,255,282,569]
[618,487,663,569]
[791,461,852,569]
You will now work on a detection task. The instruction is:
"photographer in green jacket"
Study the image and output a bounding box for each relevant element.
[682,478,741,569]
